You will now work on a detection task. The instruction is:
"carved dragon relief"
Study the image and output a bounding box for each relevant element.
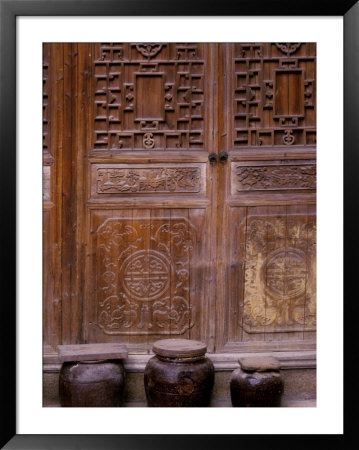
[95,218,195,335]
[239,215,316,333]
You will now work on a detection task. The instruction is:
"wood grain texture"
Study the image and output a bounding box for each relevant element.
[43,43,63,349]
[230,43,316,147]
[90,43,208,151]
[216,43,316,352]
[86,208,210,345]
[44,43,316,355]
[58,343,128,362]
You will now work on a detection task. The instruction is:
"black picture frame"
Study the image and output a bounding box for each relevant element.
[1,0,357,448]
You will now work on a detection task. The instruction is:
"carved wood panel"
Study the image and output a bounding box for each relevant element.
[230,43,316,147]
[90,163,206,197]
[91,43,208,151]
[231,160,316,193]
[86,209,209,344]
[241,209,316,333]
[223,205,316,348]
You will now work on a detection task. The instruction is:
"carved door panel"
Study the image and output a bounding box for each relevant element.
[71,43,217,350]
[216,43,316,351]
[43,42,316,354]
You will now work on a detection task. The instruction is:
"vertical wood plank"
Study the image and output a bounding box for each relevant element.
[72,43,87,344]
[205,42,218,352]
[86,209,112,342]
[304,203,317,341]
[132,209,151,348]
[188,208,206,343]
[170,208,190,340]
[111,209,131,345]
[60,43,75,344]
[228,207,246,343]
[148,208,171,346]
[43,43,64,349]
[241,206,265,343]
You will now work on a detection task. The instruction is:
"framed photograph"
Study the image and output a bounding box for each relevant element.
[2,0,356,448]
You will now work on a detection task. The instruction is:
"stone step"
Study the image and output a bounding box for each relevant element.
[44,398,316,408]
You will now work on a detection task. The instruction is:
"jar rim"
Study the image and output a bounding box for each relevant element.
[155,354,206,363]
[152,338,207,358]
[238,356,281,372]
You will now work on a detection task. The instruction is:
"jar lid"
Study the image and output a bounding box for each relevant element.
[57,343,128,363]
[152,339,207,358]
[238,356,281,372]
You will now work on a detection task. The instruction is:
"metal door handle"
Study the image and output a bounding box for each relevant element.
[208,153,218,164]
[219,151,228,163]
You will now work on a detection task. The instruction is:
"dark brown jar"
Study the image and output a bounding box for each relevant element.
[144,339,214,407]
[230,356,284,407]
[59,359,125,407]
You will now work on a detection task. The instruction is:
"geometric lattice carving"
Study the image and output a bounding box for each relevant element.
[240,213,316,333]
[43,45,49,152]
[92,43,205,150]
[96,217,196,335]
[232,43,316,147]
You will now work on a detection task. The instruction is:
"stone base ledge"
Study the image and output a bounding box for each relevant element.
[43,350,316,373]
[44,398,317,408]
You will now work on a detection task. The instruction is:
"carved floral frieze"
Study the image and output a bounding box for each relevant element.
[234,164,316,191]
[96,167,201,194]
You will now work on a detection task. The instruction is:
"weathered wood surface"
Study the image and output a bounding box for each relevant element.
[43,43,316,354]
[152,339,207,358]
[238,356,281,372]
[57,343,128,362]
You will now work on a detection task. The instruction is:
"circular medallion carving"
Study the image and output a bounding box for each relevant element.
[120,250,170,301]
[262,248,307,299]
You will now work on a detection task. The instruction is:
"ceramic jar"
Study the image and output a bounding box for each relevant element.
[144,339,214,407]
[230,356,284,407]
[59,359,125,407]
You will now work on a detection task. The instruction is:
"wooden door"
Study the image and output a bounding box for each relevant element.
[85,43,217,350]
[43,42,316,354]
[216,43,316,352]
